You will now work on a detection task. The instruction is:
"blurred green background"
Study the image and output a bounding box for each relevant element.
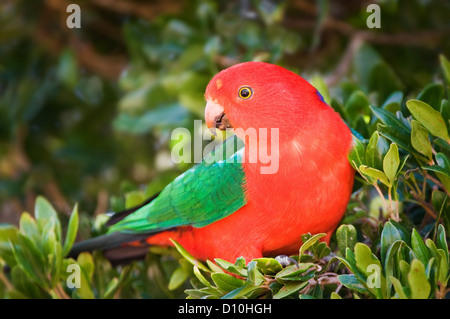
[0,0,449,227]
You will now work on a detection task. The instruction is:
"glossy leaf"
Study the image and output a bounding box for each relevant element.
[247,261,265,286]
[253,258,283,275]
[336,224,357,255]
[380,221,402,262]
[348,135,366,170]
[62,204,79,257]
[337,274,370,295]
[410,120,432,160]
[411,229,430,267]
[406,99,450,142]
[416,83,444,111]
[408,259,431,299]
[168,266,190,291]
[383,143,400,185]
[436,224,449,264]
[211,273,245,292]
[366,131,389,171]
[299,233,326,257]
[272,281,308,299]
[390,276,408,299]
[171,239,210,272]
[359,165,390,186]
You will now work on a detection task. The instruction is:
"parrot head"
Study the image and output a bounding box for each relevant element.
[204,62,329,140]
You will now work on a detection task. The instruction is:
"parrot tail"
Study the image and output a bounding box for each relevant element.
[68,192,162,264]
[68,232,151,258]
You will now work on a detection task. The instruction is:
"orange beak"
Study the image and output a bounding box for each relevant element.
[204,100,231,130]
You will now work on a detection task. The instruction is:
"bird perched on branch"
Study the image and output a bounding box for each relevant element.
[70,62,354,263]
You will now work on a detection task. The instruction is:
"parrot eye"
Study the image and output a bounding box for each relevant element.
[238,86,253,100]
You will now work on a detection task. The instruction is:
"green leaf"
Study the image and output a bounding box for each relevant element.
[440,100,450,124]
[422,165,450,177]
[335,248,368,284]
[436,224,449,263]
[272,281,308,299]
[299,233,326,257]
[345,90,370,125]
[234,257,246,268]
[313,242,331,259]
[359,165,390,186]
[34,196,62,243]
[437,250,449,285]
[354,243,383,297]
[384,240,404,298]
[62,204,79,257]
[311,74,331,105]
[214,258,247,277]
[0,225,18,266]
[377,123,413,153]
[168,266,190,291]
[383,143,400,185]
[429,153,450,192]
[337,274,370,295]
[370,106,410,132]
[439,54,450,84]
[436,153,450,175]
[206,259,225,273]
[124,191,146,209]
[253,258,283,275]
[221,283,259,299]
[18,213,39,243]
[9,265,48,299]
[390,276,408,299]
[170,239,210,272]
[193,265,211,288]
[410,120,432,160]
[389,220,411,244]
[382,91,403,109]
[416,83,444,111]
[366,131,389,171]
[0,225,18,244]
[211,273,245,292]
[408,259,431,299]
[77,252,94,279]
[425,239,448,285]
[330,292,342,299]
[275,263,315,282]
[411,229,430,267]
[348,135,366,170]
[101,278,119,299]
[380,221,402,262]
[406,99,450,142]
[336,224,357,255]
[11,234,48,288]
[247,261,265,286]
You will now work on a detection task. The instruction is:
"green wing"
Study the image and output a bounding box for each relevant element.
[108,135,246,234]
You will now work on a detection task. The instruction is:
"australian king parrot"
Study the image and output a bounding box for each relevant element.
[70,62,355,263]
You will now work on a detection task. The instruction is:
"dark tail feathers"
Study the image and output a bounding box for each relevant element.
[69,193,161,264]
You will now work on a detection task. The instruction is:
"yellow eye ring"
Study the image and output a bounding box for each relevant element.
[238,86,253,100]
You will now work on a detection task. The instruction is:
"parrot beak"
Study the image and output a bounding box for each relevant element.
[205,100,232,132]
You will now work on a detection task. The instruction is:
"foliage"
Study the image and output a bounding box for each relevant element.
[1,0,450,299]
[0,196,186,298]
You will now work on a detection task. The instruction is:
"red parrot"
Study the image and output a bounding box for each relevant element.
[70,62,354,263]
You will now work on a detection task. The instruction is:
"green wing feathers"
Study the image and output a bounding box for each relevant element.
[108,135,247,234]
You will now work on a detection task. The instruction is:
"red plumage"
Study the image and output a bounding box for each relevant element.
[144,62,354,262]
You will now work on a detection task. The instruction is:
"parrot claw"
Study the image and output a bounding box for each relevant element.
[275,255,299,268]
